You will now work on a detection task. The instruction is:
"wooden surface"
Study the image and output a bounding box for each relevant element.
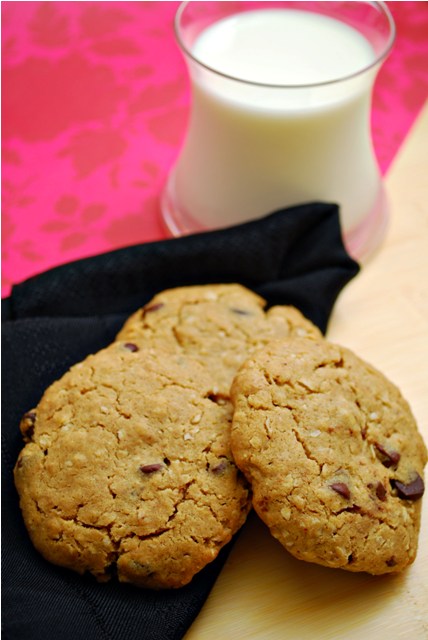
[185,103,428,640]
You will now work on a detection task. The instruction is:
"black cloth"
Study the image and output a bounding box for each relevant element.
[2,203,359,640]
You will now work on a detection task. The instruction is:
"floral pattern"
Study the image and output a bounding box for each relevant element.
[2,2,427,296]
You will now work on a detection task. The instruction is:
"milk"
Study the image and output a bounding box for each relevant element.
[192,9,374,86]
[168,8,382,237]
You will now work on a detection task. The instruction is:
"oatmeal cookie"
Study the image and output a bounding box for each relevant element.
[230,338,427,574]
[116,284,321,397]
[14,341,250,589]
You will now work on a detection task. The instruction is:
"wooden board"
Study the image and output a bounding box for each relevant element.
[185,103,428,640]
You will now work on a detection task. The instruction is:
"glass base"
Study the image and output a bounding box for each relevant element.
[161,173,389,263]
[160,172,210,237]
[344,185,389,262]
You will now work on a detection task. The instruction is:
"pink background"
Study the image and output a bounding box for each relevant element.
[2,1,428,298]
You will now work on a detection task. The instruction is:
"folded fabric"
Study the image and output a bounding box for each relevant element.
[2,203,359,640]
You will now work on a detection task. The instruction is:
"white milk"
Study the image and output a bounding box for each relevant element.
[170,9,382,235]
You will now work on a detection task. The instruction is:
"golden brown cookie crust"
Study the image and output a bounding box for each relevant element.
[14,342,250,589]
[116,284,321,397]
[231,338,427,575]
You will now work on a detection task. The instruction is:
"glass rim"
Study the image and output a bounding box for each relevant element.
[174,1,396,89]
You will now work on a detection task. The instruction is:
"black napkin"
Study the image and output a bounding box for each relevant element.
[2,203,359,640]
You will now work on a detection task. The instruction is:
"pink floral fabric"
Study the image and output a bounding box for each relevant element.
[2,2,428,297]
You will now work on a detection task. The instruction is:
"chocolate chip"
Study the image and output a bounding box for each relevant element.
[257,496,270,512]
[374,442,401,468]
[142,302,164,316]
[330,482,351,499]
[211,460,228,475]
[230,308,252,316]
[375,481,387,501]
[124,343,139,352]
[139,463,163,474]
[386,557,397,567]
[343,504,361,513]
[391,473,424,500]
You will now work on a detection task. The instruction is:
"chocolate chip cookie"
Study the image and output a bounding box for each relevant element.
[14,341,250,589]
[116,284,322,397]
[230,338,427,574]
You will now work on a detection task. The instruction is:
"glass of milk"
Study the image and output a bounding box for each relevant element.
[161,1,395,260]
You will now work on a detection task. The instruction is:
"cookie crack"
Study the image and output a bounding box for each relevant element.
[167,480,196,525]
[121,528,170,542]
[34,499,120,550]
[315,358,344,371]
[190,488,222,522]
[262,372,320,397]
[331,504,402,535]
[155,371,213,395]
[295,381,320,395]
[291,427,322,471]
[119,481,197,543]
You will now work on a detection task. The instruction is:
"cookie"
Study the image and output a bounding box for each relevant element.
[14,341,250,589]
[116,284,321,396]
[230,338,427,574]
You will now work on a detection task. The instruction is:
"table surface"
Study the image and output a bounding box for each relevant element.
[3,3,428,638]
[185,104,428,640]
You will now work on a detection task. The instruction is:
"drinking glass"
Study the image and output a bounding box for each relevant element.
[161,1,395,260]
